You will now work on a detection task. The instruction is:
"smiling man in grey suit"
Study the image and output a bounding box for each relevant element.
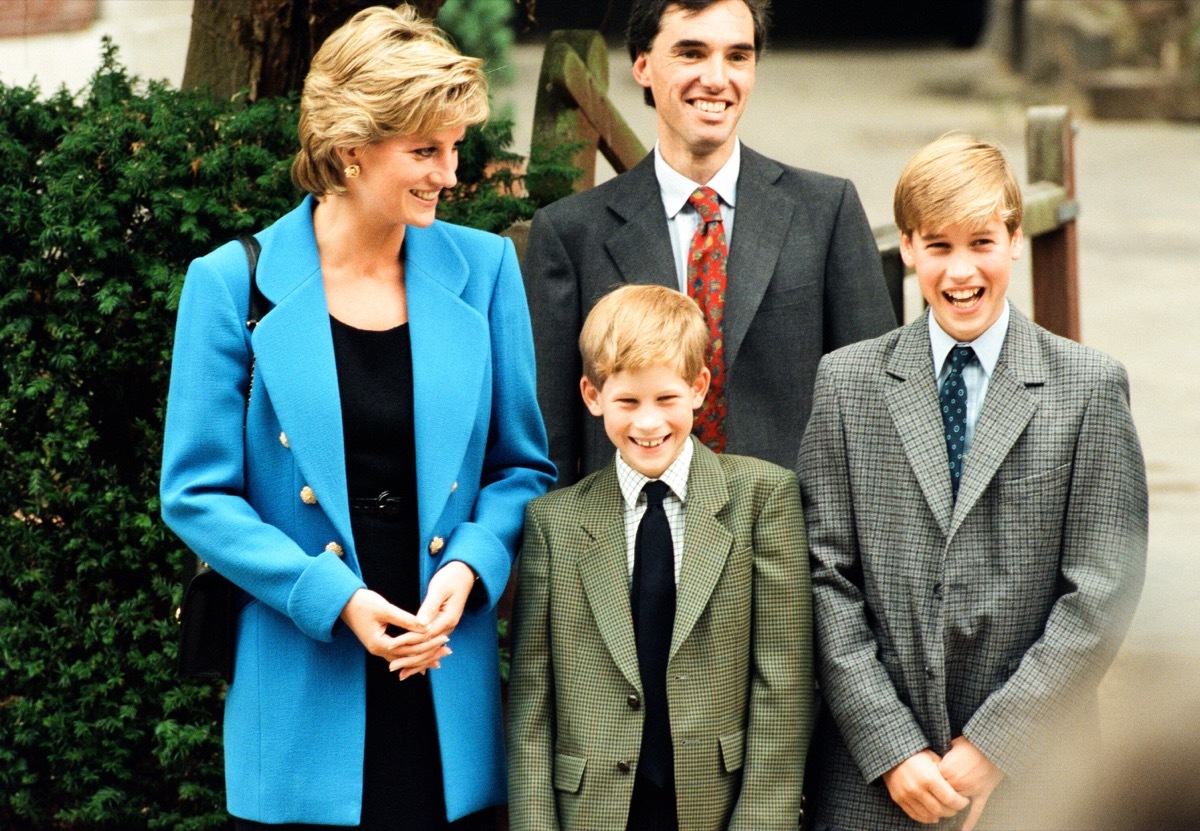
[523,0,896,485]
[800,135,1148,831]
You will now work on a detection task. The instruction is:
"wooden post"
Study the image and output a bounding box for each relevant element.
[1026,106,1081,342]
[529,30,648,202]
[530,31,609,198]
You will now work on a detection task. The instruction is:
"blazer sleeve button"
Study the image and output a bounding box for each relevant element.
[325,541,344,557]
[279,431,289,449]
[616,760,631,774]
[300,486,317,505]
[428,536,444,555]
[626,693,640,709]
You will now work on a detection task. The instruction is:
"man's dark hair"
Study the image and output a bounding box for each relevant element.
[626,0,771,106]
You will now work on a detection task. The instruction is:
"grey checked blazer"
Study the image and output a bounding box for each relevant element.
[522,147,897,486]
[798,308,1148,831]
[507,440,812,830]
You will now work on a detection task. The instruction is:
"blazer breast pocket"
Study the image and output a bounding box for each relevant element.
[553,752,586,794]
[1000,462,1071,496]
[996,463,1072,554]
[755,281,814,313]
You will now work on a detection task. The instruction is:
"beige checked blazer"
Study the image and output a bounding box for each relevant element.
[507,439,812,830]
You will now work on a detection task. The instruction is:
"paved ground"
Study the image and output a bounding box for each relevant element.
[6,0,1198,771]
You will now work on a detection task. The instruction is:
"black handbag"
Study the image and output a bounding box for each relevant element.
[177,234,269,682]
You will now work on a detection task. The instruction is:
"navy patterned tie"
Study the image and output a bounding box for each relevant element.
[940,345,977,499]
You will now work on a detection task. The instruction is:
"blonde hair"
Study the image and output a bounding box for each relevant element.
[893,133,1023,237]
[580,285,709,389]
[292,5,489,196]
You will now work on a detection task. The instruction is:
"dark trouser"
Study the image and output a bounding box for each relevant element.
[233,807,495,831]
[625,771,678,831]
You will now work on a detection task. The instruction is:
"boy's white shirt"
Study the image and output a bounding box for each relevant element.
[614,435,693,584]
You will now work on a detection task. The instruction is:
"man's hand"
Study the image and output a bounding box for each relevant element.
[938,736,1004,831]
[881,749,971,824]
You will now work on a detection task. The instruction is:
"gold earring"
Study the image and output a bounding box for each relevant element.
[343,164,360,179]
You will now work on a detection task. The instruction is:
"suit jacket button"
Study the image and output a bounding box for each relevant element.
[616,760,631,774]
[626,694,640,709]
[325,541,344,557]
[300,486,317,505]
[279,431,289,449]
[429,536,444,555]
[450,481,458,493]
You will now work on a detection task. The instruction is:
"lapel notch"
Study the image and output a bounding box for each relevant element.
[671,441,733,659]
[723,149,793,374]
[950,310,1044,531]
[885,319,955,534]
[405,223,486,538]
[577,467,644,691]
[604,154,678,291]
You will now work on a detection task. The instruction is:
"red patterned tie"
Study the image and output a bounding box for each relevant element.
[687,186,727,453]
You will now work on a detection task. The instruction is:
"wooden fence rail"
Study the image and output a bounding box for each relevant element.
[515,31,1082,342]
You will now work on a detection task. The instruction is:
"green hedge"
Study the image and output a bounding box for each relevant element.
[0,42,573,831]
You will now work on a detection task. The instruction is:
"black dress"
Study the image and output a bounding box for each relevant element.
[235,317,490,831]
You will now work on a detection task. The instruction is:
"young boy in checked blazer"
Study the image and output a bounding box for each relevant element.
[507,284,812,831]
[799,134,1148,831]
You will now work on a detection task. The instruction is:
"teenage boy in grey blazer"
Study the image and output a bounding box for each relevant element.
[799,134,1148,831]
[522,0,895,485]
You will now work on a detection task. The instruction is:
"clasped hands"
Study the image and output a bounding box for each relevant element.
[881,736,1004,830]
[339,560,477,681]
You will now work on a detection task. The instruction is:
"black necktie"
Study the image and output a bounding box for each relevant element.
[940,345,977,499]
[630,480,675,788]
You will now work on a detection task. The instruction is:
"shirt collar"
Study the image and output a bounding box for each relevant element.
[616,435,694,509]
[928,300,1010,378]
[654,139,741,220]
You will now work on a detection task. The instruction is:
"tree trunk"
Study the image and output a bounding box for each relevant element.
[182,0,449,100]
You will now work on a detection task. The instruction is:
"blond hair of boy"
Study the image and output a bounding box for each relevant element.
[578,283,710,390]
[893,133,1023,238]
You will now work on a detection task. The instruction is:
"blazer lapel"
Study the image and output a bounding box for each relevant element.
[251,198,354,557]
[950,309,1043,533]
[671,441,733,660]
[724,148,793,374]
[605,152,685,291]
[405,224,486,540]
[885,317,955,535]
[577,467,644,692]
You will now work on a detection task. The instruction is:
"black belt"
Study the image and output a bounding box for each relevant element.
[348,490,408,521]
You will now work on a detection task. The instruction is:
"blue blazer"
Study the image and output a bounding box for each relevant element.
[161,196,555,824]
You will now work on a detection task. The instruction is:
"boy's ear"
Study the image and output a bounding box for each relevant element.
[899,232,916,268]
[580,376,605,416]
[690,367,712,409]
[1009,226,1025,260]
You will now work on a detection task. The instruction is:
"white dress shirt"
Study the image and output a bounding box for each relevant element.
[614,436,693,585]
[654,140,741,292]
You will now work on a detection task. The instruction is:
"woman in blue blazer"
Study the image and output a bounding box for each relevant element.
[160,7,553,828]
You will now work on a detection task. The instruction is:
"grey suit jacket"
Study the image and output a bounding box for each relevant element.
[507,441,813,830]
[798,308,1148,830]
[523,147,896,485]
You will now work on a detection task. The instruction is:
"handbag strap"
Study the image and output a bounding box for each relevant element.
[238,234,269,329]
[238,234,271,419]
